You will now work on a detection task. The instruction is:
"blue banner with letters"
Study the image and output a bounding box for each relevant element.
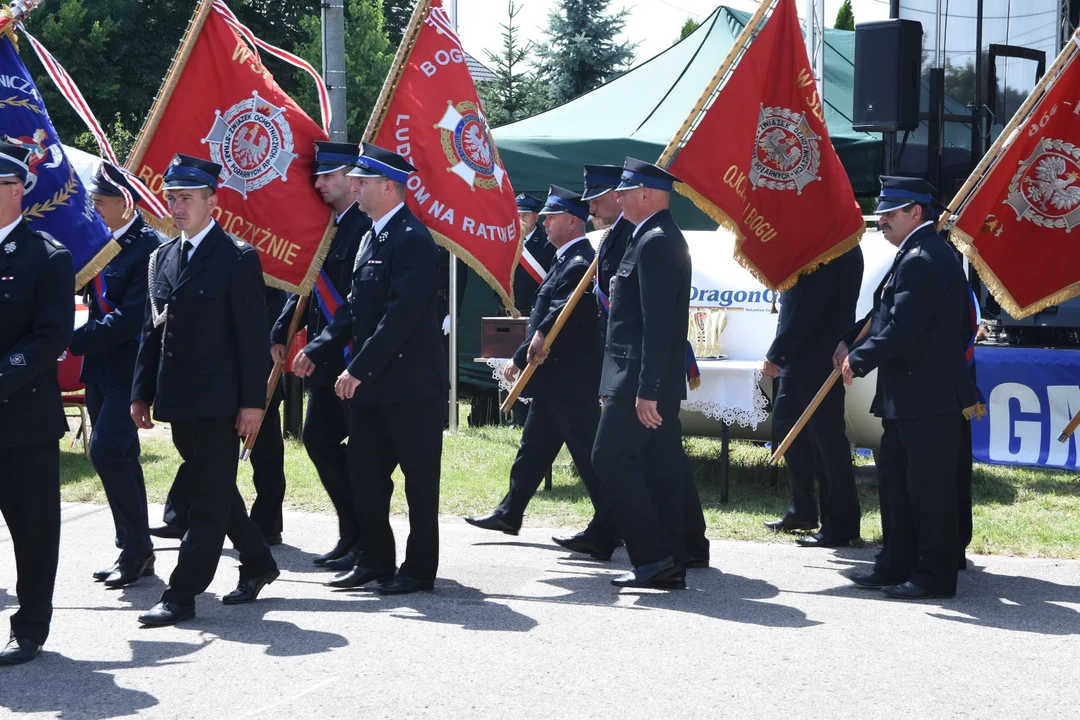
[973,346,1080,470]
[0,34,114,288]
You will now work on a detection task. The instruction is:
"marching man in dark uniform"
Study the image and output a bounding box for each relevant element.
[464,186,619,558]
[71,161,162,587]
[0,142,73,665]
[591,157,709,590]
[837,176,981,600]
[583,164,634,347]
[131,155,279,626]
[512,192,556,315]
[273,141,370,570]
[762,244,863,547]
[294,144,446,595]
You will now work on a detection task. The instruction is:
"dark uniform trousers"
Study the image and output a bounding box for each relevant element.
[592,395,707,567]
[302,385,354,541]
[349,395,443,581]
[772,375,860,539]
[0,222,73,645]
[875,413,960,595]
[958,416,973,558]
[0,443,61,645]
[162,385,286,538]
[86,383,151,554]
[163,416,276,606]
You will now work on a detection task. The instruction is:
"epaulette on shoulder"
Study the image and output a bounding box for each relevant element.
[35,230,64,251]
[229,234,250,251]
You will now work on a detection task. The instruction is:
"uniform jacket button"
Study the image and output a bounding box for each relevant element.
[398,353,403,358]
[167,332,173,338]
[199,290,204,295]
[170,296,176,302]
[169,314,175,320]
[367,372,373,376]
[166,352,173,357]
[30,388,36,393]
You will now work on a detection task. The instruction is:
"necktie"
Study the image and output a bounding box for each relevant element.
[358,229,374,258]
[180,240,193,274]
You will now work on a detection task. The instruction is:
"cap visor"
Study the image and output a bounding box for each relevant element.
[163,180,210,190]
[581,187,612,201]
[537,206,566,216]
[874,199,913,213]
[614,180,643,192]
[315,164,349,176]
[347,166,382,178]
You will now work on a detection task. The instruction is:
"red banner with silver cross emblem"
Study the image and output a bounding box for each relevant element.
[126,0,333,294]
[367,0,521,310]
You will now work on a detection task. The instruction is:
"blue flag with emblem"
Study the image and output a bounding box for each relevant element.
[0,33,116,289]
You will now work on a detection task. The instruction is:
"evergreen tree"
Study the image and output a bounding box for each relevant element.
[834,0,855,31]
[295,0,393,140]
[678,17,700,41]
[384,0,419,50]
[477,1,552,127]
[535,0,636,106]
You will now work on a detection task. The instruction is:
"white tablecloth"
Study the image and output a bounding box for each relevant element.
[683,359,769,429]
[479,357,769,428]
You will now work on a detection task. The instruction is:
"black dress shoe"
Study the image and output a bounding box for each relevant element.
[795,533,852,548]
[313,537,357,566]
[322,548,360,572]
[222,568,280,605]
[104,552,156,588]
[681,555,710,569]
[139,601,195,627]
[378,574,434,595]
[882,581,953,600]
[0,637,42,666]
[327,566,394,589]
[463,512,519,536]
[263,533,283,546]
[552,532,615,561]
[611,557,686,589]
[850,571,904,589]
[763,516,819,533]
[149,524,186,540]
[93,555,121,582]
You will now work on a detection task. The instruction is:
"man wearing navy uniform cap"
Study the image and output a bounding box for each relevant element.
[582,164,634,345]
[512,192,556,314]
[71,161,163,587]
[464,186,619,558]
[836,176,980,600]
[591,157,709,590]
[272,141,371,569]
[295,143,446,595]
[0,141,73,665]
[131,154,279,626]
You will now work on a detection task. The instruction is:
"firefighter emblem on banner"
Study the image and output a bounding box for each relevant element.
[436,99,507,192]
[1004,137,1080,231]
[749,105,821,194]
[203,91,297,198]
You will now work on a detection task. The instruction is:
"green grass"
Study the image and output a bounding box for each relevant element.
[58,407,1080,560]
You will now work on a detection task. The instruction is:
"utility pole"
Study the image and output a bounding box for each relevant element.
[448,0,460,432]
[322,0,348,140]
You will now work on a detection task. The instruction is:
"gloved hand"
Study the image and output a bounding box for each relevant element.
[442,315,451,335]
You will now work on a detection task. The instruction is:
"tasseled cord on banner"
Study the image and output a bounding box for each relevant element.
[686,341,701,391]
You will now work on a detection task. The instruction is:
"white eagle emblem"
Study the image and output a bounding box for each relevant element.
[203,91,296,199]
[1005,138,1080,231]
[749,105,822,194]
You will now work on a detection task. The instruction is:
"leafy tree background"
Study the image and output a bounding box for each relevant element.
[678,17,701,41]
[535,0,636,106]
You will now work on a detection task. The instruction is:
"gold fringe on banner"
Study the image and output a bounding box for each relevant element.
[675,181,864,293]
[73,239,121,290]
[949,225,1080,320]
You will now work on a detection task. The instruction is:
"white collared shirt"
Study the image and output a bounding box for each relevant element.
[633,210,662,238]
[181,219,216,260]
[336,201,357,225]
[0,216,22,246]
[113,216,137,241]
[555,235,588,261]
[372,202,406,236]
[897,221,934,254]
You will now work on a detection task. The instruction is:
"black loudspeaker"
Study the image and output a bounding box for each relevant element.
[852,19,923,132]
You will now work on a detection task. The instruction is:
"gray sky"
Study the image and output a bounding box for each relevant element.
[455,0,890,70]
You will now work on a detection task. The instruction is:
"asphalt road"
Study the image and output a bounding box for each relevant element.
[1,503,1078,719]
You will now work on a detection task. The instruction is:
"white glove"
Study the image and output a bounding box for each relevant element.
[442,315,451,335]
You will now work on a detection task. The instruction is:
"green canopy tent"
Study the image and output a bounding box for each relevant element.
[455,5,884,395]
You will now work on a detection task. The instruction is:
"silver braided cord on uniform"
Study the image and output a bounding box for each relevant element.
[147,247,168,328]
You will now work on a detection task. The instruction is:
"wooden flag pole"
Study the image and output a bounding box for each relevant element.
[769,320,870,464]
[241,294,310,461]
[657,0,777,168]
[500,255,599,413]
[363,0,430,142]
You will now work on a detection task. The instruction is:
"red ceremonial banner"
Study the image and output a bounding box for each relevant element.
[126,0,332,294]
[368,0,520,310]
[951,37,1080,318]
[665,0,863,291]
